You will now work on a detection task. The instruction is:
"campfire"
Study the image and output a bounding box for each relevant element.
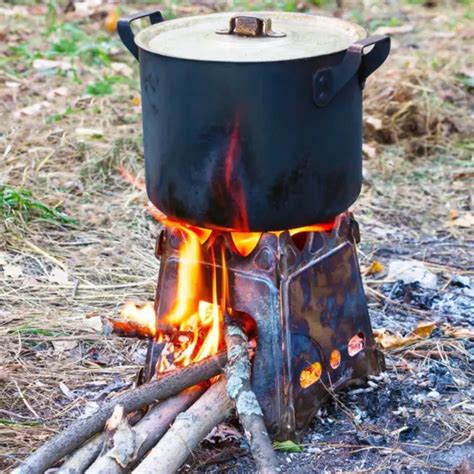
[15,9,391,474]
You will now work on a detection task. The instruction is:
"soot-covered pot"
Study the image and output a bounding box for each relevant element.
[118,11,390,231]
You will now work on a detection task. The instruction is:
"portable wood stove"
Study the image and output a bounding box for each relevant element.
[145,212,384,441]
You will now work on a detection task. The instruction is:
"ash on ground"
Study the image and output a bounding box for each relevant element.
[182,270,473,473]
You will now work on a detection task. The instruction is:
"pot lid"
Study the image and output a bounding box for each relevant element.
[134,12,366,63]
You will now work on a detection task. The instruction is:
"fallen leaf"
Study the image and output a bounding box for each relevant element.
[206,424,242,443]
[446,213,474,228]
[131,95,141,106]
[3,264,23,279]
[449,209,460,220]
[363,143,377,160]
[53,340,78,352]
[46,86,69,100]
[365,115,383,130]
[13,101,51,118]
[374,321,436,350]
[110,62,134,79]
[49,268,69,285]
[59,382,75,399]
[32,59,71,71]
[84,315,103,332]
[453,459,473,474]
[104,9,119,33]
[443,325,474,339]
[412,321,436,338]
[366,260,384,275]
[273,440,304,453]
[76,127,104,139]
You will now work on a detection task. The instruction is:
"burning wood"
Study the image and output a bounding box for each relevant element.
[105,317,193,341]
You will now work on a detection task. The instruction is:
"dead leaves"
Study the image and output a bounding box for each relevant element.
[104,9,119,33]
[13,101,51,118]
[446,212,474,229]
[48,268,69,285]
[365,260,385,276]
[375,321,473,351]
[374,321,436,349]
[442,325,474,340]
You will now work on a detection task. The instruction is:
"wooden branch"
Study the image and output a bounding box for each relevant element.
[104,319,154,339]
[14,353,227,474]
[133,378,233,474]
[58,406,145,473]
[224,319,279,474]
[86,386,205,473]
[105,318,193,341]
[57,434,103,474]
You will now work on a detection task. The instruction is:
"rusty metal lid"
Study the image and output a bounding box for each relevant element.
[135,12,366,63]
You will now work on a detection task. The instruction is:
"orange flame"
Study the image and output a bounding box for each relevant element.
[120,301,156,335]
[231,232,262,257]
[118,165,339,372]
[122,222,226,370]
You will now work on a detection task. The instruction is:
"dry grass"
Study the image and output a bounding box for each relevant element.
[0,0,472,471]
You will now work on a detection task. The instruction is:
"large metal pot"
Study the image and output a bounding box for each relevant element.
[118,11,390,231]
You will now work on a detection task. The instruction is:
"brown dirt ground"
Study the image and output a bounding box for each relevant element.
[0,1,472,472]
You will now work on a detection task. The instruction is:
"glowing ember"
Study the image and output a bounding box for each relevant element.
[300,361,322,388]
[330,349,341,369]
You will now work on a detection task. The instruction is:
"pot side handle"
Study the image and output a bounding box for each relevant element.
[118,10,164,60]
[313,35,390,107]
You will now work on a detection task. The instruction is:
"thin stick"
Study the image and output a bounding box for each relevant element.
[133,379,233,474]
[86,386,205,473]
[14,353,227,474]
[224,319,279,474]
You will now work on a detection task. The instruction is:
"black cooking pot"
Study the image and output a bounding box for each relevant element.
[118,11,390,231]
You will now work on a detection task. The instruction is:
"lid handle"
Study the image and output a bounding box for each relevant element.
[216,16,286,38]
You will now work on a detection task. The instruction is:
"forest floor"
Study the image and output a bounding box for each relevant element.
[0,0,472,472]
